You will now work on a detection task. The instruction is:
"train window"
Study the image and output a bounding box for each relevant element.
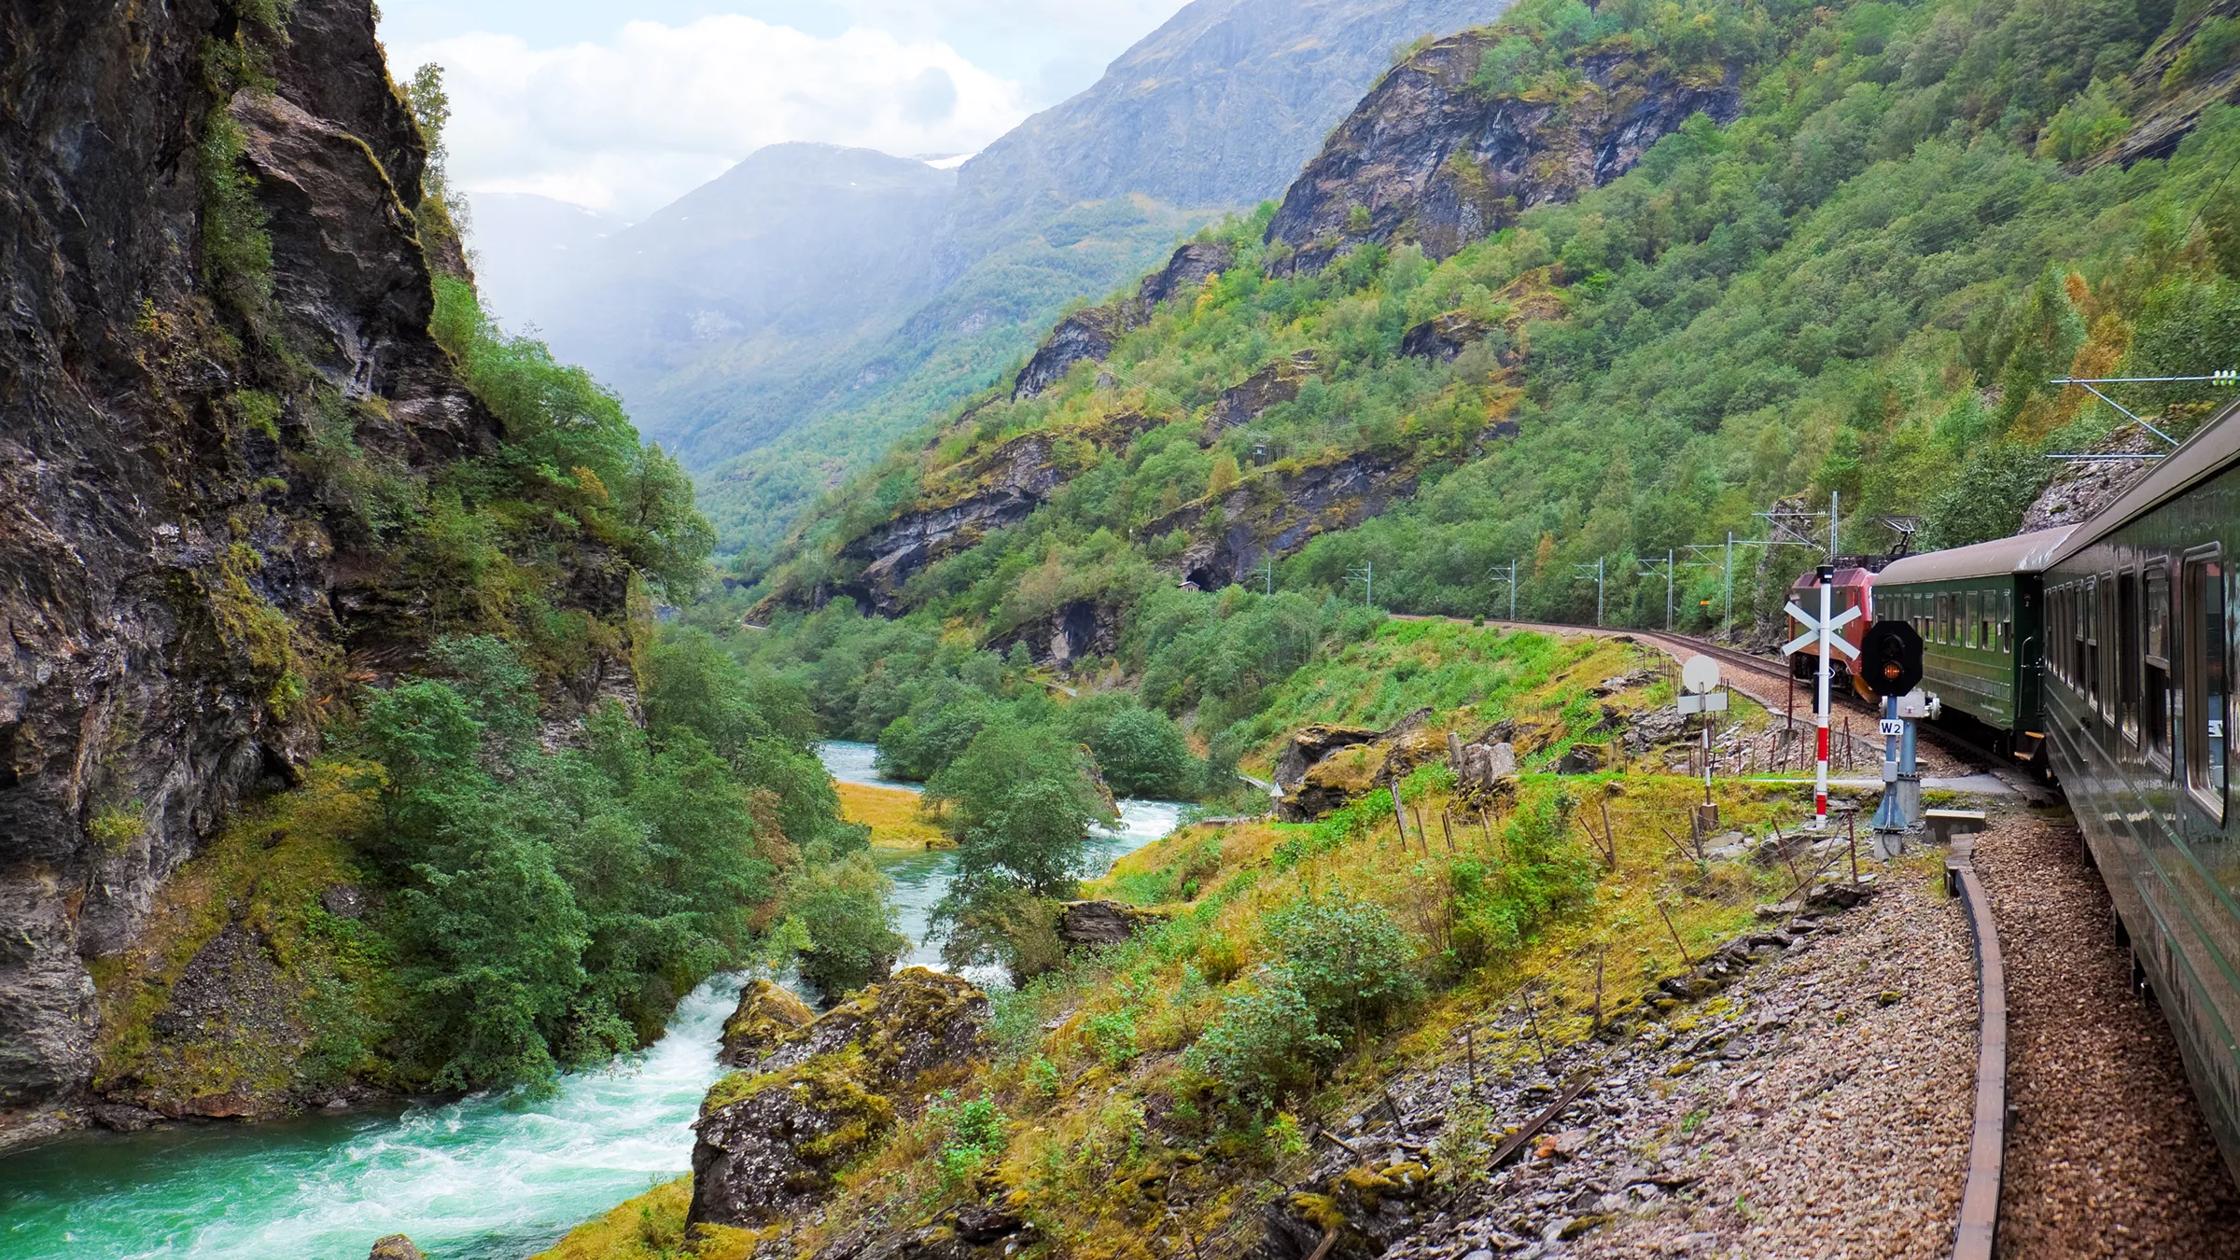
[2000,589,2014,655]
[1979,592,1994,652]
[2118,571,2140,747]
[2146,564,2171,767]
[1960,593,1975,647]
[2182,553,2227,822]
[2087,577,2103,717]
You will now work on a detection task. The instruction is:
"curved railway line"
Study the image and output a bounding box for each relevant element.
[1521,619,2013,1260]
[1469,614,2240,1254]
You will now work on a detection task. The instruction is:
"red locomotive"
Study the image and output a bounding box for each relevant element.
[1784,562,1878,685]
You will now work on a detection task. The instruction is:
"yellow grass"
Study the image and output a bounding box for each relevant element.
[836,780,952,851]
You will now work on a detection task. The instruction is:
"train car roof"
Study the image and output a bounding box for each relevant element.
[1879,526,2079,584]
[2050,396,2240,566]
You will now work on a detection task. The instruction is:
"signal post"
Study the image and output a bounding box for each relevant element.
[1861,620,1928,858]
[1780,565,1859,830]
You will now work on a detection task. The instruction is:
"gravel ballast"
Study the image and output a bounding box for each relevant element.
[1973,807,2240,1258]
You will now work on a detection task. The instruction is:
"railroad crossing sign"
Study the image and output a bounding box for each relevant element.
[1787,564,1851,831]
[1780,602,1860,660]
[1677,655,1728,714]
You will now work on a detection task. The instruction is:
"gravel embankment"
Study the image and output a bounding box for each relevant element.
[1973,807,2240,1258]
[1575,861,1976,1260]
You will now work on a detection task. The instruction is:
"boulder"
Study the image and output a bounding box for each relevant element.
[689,1059,898,1229]
[1275,711,1447,820]
[85,1102,163,1133]
[1057,900,1165,949]
[688,968,993,1232]
[718,979,816,1069]
[1452,740,1518,790]
[1275,724,1382,790]
[794,968,991,1093]
[1558,744,1607,774]
[367,1237,423,1260]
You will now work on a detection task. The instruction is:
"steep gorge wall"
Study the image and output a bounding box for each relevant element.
[0,0,612,1131]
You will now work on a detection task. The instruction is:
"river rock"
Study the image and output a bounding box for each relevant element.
[718,979,816,1069]
[367,1237,423,1260]
[1057,900,1165,949]
[689,968,992,1232]
[689,1060,899,1229]
[85,1102,163,1133]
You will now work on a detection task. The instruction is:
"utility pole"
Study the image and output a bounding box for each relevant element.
[1830,490,1840,561]
[1573,559,1605,627]
[1255,555,1275,595]
[1638,550,1674,630]
[1347,560,1374,609]
[1488,560,1518,622]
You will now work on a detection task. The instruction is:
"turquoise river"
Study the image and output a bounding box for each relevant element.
[0,742,1183,1259]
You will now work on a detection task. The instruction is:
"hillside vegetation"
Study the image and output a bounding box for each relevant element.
[539,627,1818,1258]
[79,33,887,1117]
[754,0,2240,646]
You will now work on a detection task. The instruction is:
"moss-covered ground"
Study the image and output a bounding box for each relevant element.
[834,780,952,851]
[89,761,402,1111]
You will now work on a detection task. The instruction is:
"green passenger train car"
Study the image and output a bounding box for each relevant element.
[1875,526,2076,763]
[2039,406,2238,1183]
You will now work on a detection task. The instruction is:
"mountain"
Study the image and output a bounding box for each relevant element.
[530,144,958,459]
[499,0,1518,555]
[462,192,624,331]
[755,0,2240,655]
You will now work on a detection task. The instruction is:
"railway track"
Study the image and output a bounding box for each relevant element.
[1479,615,2012,1259]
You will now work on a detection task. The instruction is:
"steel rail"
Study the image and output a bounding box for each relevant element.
[1483,615,2010,1258]
[1945,839,2009,1260]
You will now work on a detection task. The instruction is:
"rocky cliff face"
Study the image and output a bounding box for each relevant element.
[1149,448,1422,593]
[833,411,1161,614]
[0,0,620,1137]
[1266,32,1743,271]
[1011,240,1234,401]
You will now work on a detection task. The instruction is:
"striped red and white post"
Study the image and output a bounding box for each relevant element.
[1812,563,1833,829]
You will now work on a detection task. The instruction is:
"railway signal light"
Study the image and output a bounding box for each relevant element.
[1860,620,1924,699]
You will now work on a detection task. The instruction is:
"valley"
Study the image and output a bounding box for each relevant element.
[1,0,2237,1255]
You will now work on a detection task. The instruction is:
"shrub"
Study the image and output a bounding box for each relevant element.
[1080,705,1195,799]
[1263,891,1424,1035]
[1184,969,1338,1111]
[787,855,906,1000]
[931,1093,1007,1190]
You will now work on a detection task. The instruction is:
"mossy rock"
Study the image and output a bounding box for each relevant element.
[718,979,815,1069]
[690,1047,899,1230]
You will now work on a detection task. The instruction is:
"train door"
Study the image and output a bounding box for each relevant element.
[2181,550,2228,830]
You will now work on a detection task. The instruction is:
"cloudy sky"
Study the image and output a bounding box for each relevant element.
[378,1,1193,220]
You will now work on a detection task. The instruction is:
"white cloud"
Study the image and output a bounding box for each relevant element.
[390,16,1034,219]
